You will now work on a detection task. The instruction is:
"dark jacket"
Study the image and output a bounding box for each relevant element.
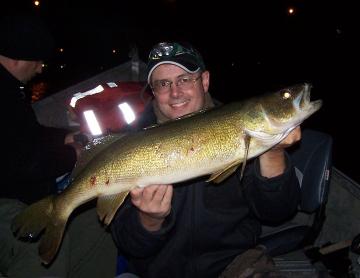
[1,64,77,204]
[111,102,301,278]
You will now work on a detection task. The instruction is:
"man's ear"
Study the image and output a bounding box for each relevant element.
[201,70,210,92]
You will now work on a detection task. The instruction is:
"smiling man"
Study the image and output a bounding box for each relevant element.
[146,43,211,120]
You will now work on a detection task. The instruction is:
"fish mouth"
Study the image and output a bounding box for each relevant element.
[296,83,322,115]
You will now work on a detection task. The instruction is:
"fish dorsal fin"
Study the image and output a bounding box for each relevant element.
[207,159,242,184]
[97,191,130,225]
[143,123,159,130]
[173,108,209,120]
[70,133,127,181]
[239,134,251,180]
[143,108,211,130]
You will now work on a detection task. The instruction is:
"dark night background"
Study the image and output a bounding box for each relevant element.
[2,0,359,182]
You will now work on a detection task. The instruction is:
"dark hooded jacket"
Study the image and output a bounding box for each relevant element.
[1,64,77,204]
[111,102,301,278]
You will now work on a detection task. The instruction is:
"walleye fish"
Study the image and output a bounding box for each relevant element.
[12,83,322,264]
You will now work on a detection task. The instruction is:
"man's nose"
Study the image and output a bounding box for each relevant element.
[169,83,182,97]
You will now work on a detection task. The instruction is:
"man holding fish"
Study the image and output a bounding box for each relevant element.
[111,42,304,277]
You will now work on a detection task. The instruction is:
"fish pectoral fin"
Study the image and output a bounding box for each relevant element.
[239,134,251,181]
[97,191,130,225]
[207,160,242,184]
[208,134,252,184]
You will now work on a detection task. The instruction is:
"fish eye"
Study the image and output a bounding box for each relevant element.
[282,90,292,99]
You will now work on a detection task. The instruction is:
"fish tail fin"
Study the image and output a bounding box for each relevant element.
[11,195,69,265]
[38,219,67,264]
[11,195,55,240]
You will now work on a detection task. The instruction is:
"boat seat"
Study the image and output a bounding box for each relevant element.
[259,128,333,256]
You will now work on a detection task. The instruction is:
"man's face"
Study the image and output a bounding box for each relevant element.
[14,60,43,83]
[150,64,210,119]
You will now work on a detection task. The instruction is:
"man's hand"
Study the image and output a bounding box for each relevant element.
[259,126,301,178]
[64,131,89,159]
[130,184,173,231]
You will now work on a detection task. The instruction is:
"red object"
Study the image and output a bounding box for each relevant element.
[70,81,152,135]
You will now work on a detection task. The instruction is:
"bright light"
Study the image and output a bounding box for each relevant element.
[70,85,104,107]
[59,48,64,52]
[107,82,118,88]
[34,0,40,6]
[118,103,136,124]
[83,110,102,136]
[288,7,295,15]
[112,49,116,54]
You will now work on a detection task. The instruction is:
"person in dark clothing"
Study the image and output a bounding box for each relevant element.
[0,14,81,204]
[111,41,302,278]
[0,14,117,277]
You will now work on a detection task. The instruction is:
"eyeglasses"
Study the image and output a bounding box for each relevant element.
[151,75,202,95]
[149,42,197,61]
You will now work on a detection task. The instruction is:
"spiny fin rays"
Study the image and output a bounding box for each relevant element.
[97,191,130,225]
[70,133,127,181]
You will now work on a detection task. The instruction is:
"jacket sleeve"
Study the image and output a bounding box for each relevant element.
[241,152,301,224]
[111,198,176,258]
[8,99,77,181]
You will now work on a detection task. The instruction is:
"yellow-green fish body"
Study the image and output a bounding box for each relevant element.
[12,83,322,264]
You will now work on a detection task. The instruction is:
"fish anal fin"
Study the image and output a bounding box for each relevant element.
[97,191,130,225]
[207,160,242,184]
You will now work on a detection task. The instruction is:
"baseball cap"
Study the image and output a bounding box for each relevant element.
[147,42,205,83]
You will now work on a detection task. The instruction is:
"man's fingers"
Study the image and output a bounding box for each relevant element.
[130,187,145,205]
[161,185,173,208]
[152,185,169,202]
[130,184,173,218]
[142,185,160,201]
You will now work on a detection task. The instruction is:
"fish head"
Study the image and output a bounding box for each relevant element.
[258,83,322,133]
[243,83,322,145]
